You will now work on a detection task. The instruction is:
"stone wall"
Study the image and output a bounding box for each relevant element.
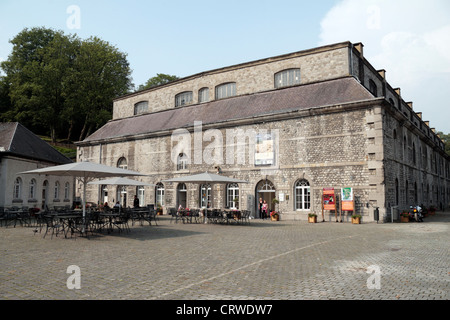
[80,103,380,221]
[113,43,351,119]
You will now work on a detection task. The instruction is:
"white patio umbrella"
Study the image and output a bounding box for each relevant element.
[20,161,146,228]
[163,171,248,223]
[88,177,155,210]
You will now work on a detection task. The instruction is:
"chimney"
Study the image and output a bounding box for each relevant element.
[354,42,364,58]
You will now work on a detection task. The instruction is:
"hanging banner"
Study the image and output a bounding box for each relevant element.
[255,133,275,166]
[341,187,354,211]
[323,188,335,211]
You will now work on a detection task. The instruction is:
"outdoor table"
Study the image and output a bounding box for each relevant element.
[56,214,86,238]
[131,209,151,226]
[100,213,121,233]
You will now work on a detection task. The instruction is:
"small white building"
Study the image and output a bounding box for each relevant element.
[0,122,73,211]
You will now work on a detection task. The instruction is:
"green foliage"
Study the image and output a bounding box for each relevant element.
[0,27,133,142]
[437,131,450,156]
[138,73,179,91]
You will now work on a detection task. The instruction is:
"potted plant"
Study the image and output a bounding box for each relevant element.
[156,204,163,215]
[270,211,279,221]
[351,214,362,224]
[308,213,317,223]
[400,211,409,223]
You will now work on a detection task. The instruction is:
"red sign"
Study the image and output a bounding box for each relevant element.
[323,188,335,210]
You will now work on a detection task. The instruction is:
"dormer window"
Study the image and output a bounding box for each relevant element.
[134,101,148,115]
[175,91,193,107]
[215,82,236,100]
[275,68,301,88]
[199,87,210,103]
[369,79,378,97]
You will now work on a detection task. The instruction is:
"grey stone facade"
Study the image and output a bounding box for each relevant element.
[77,42,450,222]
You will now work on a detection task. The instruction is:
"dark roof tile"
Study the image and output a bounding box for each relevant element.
[0,122,72,164]
[83,77,374,143]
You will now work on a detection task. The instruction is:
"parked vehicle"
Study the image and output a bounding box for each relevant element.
[409,205,424,222]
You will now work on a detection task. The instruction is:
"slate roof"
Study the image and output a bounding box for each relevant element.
[82,77,375,144]
[0,122,72,164]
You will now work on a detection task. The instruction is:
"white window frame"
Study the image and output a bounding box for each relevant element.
[155,183,165,207]
[295,179,310,211]
[226,183,239,209]
[200,184,212,208]
[13,177,22,199]
[29,179,36,199]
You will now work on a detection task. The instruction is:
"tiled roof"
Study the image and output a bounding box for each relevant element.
[0,122,72,164]
[82,77,375,143]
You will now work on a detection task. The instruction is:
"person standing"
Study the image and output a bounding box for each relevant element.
[133,195,140,208]
[258,197,263,219]
[262,200,268,220]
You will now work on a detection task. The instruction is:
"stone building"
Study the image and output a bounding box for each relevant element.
[1,122,73,210]
[76,41,450,222]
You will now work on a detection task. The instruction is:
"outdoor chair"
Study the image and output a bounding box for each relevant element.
[0,208,7,227]
[169,208,183,224]
[113,212,130,233]
[189,209,200,224]
[147,208,158,225]
[43,215,61,239]
[241,210,251,225]
[13,210,32,228]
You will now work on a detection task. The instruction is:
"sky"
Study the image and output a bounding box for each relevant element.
[1,0,449,133]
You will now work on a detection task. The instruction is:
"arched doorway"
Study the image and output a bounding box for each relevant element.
[117,186,127,208]
[177,183,187,208]
[256,180,276,219]
[101,185,108,206]
[41,180,48,210]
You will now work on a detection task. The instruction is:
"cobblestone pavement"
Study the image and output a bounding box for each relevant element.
[0,211,449,300]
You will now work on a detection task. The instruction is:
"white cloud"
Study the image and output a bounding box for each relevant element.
[319,0,450,133]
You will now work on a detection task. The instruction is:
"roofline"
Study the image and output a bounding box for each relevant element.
[77,96,383,147]
[0,150,73,164]
[114,41,353,102]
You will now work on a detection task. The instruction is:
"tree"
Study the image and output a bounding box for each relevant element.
[437,131,450,156]
[64,36,132,141]
[1,27,133,142]
[1,27,69,140]
[138,73,179,91]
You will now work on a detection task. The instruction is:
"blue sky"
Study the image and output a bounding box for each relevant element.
[1,0,450,133]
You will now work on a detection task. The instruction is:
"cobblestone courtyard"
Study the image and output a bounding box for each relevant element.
[1,212,449,300]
